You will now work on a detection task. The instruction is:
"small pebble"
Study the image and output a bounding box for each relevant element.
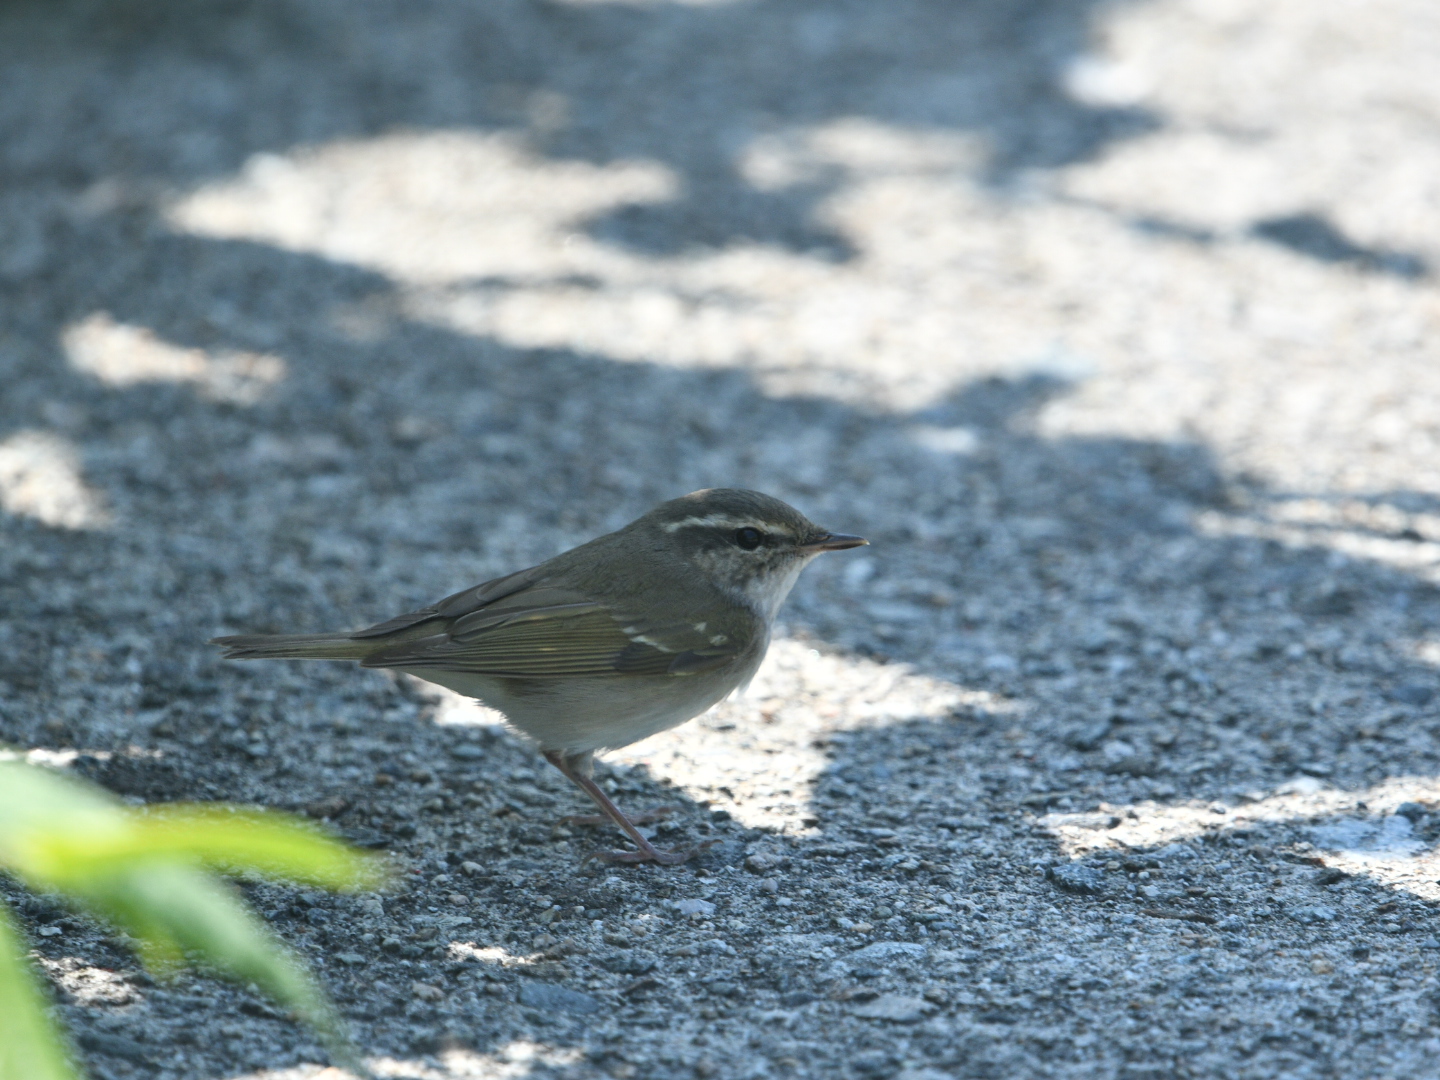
[672,898,716,917]
[850,994,935,1023]
[517,983,601,1015]
[410,982,444,1002]
[1049,863,1106,895]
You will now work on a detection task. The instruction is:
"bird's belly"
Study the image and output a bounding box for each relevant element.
[398,666,750,755]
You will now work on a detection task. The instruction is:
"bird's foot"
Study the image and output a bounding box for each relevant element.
[584,839,718,866]
[561,805,681,828]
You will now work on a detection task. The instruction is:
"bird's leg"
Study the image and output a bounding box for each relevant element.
[542,750,710,866]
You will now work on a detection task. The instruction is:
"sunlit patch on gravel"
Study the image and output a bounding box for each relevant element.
[0,429,109,529]
[608,637,993,831]
[227,1057,587,1080]
[1195,502,1440,587]
[412,637,996,833]
[159,123,1095,413]
[0,747,89,766]
[445,943,541,971]
[231,1041,586,1080]
[63,312,287,406]
[37,957,140,1006]
[164,133,678,286]
[1042,774,1440,901]
[423,686,510,732]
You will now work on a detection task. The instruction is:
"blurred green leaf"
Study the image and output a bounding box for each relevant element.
[32,805,384,894]
[0,904,76,1080]
[0,759,387,1079]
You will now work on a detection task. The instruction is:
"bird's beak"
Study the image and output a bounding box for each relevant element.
[800,532,869,553]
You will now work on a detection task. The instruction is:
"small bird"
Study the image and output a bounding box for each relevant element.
[213,488,866,864]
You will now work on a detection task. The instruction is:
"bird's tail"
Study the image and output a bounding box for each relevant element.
[210,633,374,662]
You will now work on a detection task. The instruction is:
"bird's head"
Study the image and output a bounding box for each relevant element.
[640,488,867,619]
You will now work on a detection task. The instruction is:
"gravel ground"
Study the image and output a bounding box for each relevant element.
[3,0,1440,1078]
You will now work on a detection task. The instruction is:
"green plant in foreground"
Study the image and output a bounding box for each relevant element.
[0,758,386,1080]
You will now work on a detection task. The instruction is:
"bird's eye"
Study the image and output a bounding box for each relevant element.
[734,527,763,551]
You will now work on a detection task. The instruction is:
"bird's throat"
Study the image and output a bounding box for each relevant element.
[731,557,811,624]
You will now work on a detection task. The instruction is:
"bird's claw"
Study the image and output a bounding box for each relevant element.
[584,839,718,866]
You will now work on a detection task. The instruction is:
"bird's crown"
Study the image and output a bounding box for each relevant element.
[643,488,820,543]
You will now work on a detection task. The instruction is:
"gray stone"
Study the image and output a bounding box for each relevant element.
[1049,863,1106,895]
[1139,884,1185,901]
[78,1033,150,1063]
[850,941,928,963]
[517,983,602,1015]
[599,950,658,975]
[1256,979,1301,994]
[1104,755,1158,777]
[779,991,820,1007]
[671,898,716,917]
[1152,843,1197,861]
[1386,684,1435,707]
[1312,816,1422,854]
[851,993,936,1023]
[1067,720,1114,751]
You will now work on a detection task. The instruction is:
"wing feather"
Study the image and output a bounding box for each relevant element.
[359,589,742,679]
[349,566,542,639]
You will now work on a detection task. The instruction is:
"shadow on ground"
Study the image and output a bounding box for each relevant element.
[3,1,1440,1078]
[0,0,1159,262]
[4,259,1440,1076]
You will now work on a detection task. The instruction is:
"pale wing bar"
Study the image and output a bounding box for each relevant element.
[362,605,739,679]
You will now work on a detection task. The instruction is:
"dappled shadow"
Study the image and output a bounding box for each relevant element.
[0,0,1160,266]
[775,711,1440,1077]
[1051,200,1434,281]
[4,207,1440,1074]
[3,192,1440,1073]
[1252,213,1430,280]
[3,0,1440,1077]
[5,246,1440,1074]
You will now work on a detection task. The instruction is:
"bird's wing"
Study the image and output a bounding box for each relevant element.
[348,565,543,639]
[358,583,741,678]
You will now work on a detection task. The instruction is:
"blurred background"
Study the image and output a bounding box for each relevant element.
[2,0,1440,1078]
